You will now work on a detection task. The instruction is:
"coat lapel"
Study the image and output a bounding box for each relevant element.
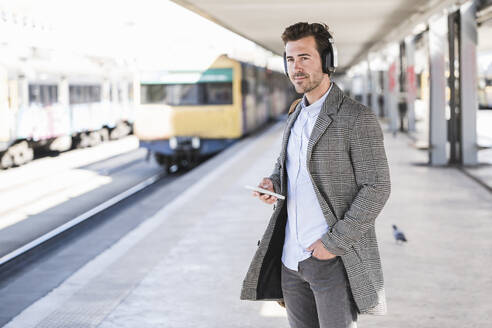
[306,83,344,163]
[279,83,345,191]
[306,111,333,163]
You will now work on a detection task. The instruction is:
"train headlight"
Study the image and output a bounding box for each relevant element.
[191,137,200,149]
[169,137,177,149]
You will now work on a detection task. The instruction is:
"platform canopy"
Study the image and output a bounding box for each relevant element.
[171,0,468,73]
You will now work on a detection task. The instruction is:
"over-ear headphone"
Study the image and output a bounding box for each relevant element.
[283,32,338,77]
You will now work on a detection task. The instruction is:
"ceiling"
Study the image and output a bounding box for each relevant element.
[170,0,468,72]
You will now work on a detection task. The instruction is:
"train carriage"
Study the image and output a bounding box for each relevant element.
[135,55,293,171]
[0,52,136,169]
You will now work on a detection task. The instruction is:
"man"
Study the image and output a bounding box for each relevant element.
[240,22,391,328]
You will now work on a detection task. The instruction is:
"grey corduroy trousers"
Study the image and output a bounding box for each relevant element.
[281,256,358,328]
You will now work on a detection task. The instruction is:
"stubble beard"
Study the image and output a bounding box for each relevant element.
[292,72,323,94]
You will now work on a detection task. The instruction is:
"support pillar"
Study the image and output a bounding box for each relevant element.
[428,16,448,165]
[460,1,478,165]
[405,36,417,132]
[361,69,368,107]
[387,56,399,133]
[382,68,390,120]
[370,66,380,116]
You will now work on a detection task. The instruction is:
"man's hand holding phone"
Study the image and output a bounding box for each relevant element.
[252,178,278,204]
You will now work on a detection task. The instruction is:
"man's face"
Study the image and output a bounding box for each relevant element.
[285,36,325,94]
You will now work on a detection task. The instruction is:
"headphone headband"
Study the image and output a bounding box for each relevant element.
[283,32,337,77]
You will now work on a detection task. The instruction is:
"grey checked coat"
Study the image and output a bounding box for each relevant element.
[240,83,391,315]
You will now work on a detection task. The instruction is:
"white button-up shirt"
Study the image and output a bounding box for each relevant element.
[281,84,333,271]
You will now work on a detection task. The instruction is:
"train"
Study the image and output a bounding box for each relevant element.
[134,54,295,172]
[0,50,136,169]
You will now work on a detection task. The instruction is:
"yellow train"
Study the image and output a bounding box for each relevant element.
[134,55,294,171]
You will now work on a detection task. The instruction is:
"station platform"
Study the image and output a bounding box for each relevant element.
[5,119,492,328]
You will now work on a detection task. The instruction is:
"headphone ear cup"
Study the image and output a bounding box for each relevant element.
[321,48,330,74]
[283,52,289,77]
[325,51,332,74]
[321,46,335,75]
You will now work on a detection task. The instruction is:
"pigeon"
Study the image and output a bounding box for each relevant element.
[392,225,407,244]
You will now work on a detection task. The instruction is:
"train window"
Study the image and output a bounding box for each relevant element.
[141,84,166,104]
[141,82,232,106]
[203,82,233,105]
[69,85,102,104]
[28,84,58,107]
[171,84,202,105]
[70,86,80,104]
[91,86,102,102]
[141,67,234,106]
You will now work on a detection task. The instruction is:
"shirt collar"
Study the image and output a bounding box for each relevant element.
[301,82,333,118]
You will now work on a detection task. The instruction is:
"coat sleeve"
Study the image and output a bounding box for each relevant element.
[321,109,391,255]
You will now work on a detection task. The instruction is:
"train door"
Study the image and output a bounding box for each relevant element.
[255,67,268,127]
[240,63,248,134]
[240,63,256,134]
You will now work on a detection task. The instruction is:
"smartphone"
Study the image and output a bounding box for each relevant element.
[244,185,285,200]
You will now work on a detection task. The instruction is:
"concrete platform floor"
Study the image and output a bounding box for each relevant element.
[4,120,492,328]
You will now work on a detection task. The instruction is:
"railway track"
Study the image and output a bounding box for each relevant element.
[0,139,175,275]
[0,170,167,274]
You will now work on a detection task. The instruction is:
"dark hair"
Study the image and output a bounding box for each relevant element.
[281,22,332,58]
